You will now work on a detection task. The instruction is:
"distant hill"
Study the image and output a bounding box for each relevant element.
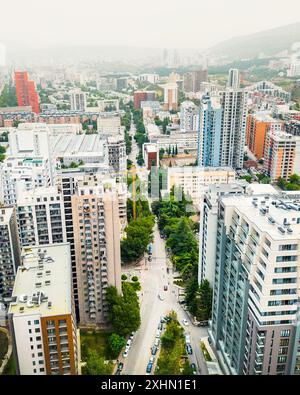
[208,23,300,60]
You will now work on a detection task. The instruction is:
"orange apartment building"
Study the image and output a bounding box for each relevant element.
[246,113,283,159]
[263,130,296,181]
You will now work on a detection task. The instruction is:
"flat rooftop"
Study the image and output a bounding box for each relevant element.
[8,243,72,317]
[222,192,300,240]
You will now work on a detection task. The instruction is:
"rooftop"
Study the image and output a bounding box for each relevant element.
[222,192,300,240]
[8,244,72,317]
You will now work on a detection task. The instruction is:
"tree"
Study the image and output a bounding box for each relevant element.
[121,274,127,281]
[108,333,126,358]
[84,351,112,375]
[106,283,141,337]
[196,280,213,321]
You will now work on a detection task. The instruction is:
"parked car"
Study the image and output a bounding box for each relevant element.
[156,329,161,338]
[164,285,168,291]
[158,323,163,330]
[186,344,193,355]
[118,362,124,371]
[151,346,158,355]
[190,363,197,374]
[123,349,129,358]
[154,338,160,347]
[148,256,152,262]
[126,339,132,347]
[146,362,153,374]
[182,319,189,326]
[149,356,155,363]
[185,334,191,344]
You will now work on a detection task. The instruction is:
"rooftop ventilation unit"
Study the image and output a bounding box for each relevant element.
[287,228,293,234]
[278,227,285,234]
[268,217,275,224]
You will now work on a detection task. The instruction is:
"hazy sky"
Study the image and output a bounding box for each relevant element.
[1,0,300,50]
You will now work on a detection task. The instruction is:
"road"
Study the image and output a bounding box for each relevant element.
[121,224,208,375]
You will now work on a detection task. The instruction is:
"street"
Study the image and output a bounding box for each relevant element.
[121,224,208,375]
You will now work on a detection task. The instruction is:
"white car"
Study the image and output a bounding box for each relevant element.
[123,350,129,358]
[126,339,132,347]
[182,319,189,326]
[185,335,191,344]
[156,330,161,338]
[158,294,165,301]
[149,356,155,363]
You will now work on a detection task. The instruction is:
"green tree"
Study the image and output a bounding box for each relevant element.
[84,351,112,375]
[108,333,126,358]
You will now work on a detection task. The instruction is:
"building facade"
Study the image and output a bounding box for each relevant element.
[8,244,79,375]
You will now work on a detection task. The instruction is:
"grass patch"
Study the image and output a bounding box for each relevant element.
[80,330,114,361]
[155,312,186,375]
[0,332,8,366]
[201,341,212,362]
[2,354,16,375]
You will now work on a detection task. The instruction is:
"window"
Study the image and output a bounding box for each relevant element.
[27,321,31,326]
[280,339,289,346]
[281,330,290,337]
[34,320,39,325]
[276,256,297,262]
[279,244,297,251]
[35,328,40,333]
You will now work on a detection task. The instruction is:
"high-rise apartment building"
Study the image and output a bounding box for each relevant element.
[16,187,66,247]
[263,131,296,181]
[8,244,79,375]
[183,69,208,93]
[246,113,283,159]
[219,89,248,169]
[227,69,240,89]
[198,183,245,286]
[107,136,126,175]
[197,95,223,167]
[0,156,52,206]
[180,101,199,133]
[15,71,40,114]
[71,174,122,325]
[210,193,300,375]
[163,83,178,111]
[0,207,21,303]
[69,89,87,111]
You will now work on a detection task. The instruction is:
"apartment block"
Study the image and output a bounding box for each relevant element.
[246,113,283,159]
[8,244,79,375]
[0,207,21,303]
[71,175,122,325]
[210,193,300,375]
[264,131,296,181]
[16,187,66,247]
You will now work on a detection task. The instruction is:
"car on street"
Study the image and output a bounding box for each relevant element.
[186,345,193,355]
[158,323,163,330]
[185,334,191,344]
[123,349,129,358]
[146,362,153,374]
[151,346,158,355]
[156,329,161,337]
[149,356,155,363]
[118,362,124,371]
[158,294,165,301]
[148,256,152,262]
[190,363,197,374]
[126,339,132,347]
[154,338,160,347]
[182,319,189,326]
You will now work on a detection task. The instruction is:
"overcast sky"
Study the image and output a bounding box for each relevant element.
[1,0,300,50]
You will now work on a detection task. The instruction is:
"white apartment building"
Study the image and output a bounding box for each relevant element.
[16,187,66,247]
[0,207,21,303]
[180,101,199,133]
[210,192,300,375]
[0,156,52,206]
[198,183,246,286]
[219,88,248,169]
[162,166,236,204]
[8,244,79,375]
[69,89,87,111]
[227,69,240,89]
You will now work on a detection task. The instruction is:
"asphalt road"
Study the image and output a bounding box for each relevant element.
[121,224,208,375]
